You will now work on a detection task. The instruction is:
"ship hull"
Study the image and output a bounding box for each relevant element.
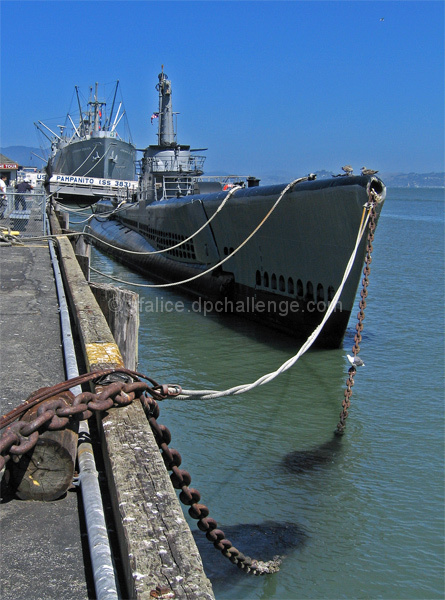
[48,137,136,181]
[89,175,384,348]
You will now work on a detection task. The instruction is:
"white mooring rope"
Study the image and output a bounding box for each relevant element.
[177,205,372,400]
[85,175,310,288]
[84,179,241,255]
[23,183,373,401]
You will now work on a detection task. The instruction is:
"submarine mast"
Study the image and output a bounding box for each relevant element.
[156,66,176,147]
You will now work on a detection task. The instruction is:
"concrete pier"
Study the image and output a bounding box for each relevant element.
[0,242,92,599]
[0,206,215,599]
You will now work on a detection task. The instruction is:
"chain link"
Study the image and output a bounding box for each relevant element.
[1,369,281,576]
[140,394,282,576]
[0,369,181,471]
[336,194,377,435]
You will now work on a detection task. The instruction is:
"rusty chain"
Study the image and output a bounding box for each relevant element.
[0,368,281,576]
[140,393,282,576]
[0,368,181,471]
[336,193,377,435]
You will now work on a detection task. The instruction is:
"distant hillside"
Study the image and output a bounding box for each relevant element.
[379,172,444,188]
[0,146,48,169]
[261,169,445,187]
[311,170,444,187]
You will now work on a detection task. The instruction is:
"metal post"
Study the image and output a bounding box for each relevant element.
[41,191,47,234]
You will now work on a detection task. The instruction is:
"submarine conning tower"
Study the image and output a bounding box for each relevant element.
[139,68,206,202]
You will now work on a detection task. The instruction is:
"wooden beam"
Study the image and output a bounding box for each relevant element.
[10,391,78,501]
[48,203,63,235]
[56,236,214,599]
[89,282,139,371]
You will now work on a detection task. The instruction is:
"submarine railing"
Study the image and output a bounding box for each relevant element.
[152,174,258,200]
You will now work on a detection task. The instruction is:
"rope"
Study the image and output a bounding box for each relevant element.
[114,182,239,255]
[46,178,239,247]
[177,204,372,400]
[79,143,113,177]
[82,182,240,254]
[19,176,290,287]
[21,192,374,404]
[83,178,254,256]
[70,143,99,176]
[84,175,309,289]
[35,175,311,273]
[53,203,96,214]
[70,201,130,225]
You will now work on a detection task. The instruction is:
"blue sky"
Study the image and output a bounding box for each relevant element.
[1,0,443,180]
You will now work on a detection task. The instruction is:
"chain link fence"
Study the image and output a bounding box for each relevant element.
[0,188,47,236]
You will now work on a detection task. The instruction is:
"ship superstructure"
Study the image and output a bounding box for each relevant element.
[37,82,137,201]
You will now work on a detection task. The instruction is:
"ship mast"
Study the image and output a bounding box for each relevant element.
[75,86,85,136]
[106,80,119,132]
[156,66,176,147]
[93,83,103,132]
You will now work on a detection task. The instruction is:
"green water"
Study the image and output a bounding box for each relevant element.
[88,188,444,599]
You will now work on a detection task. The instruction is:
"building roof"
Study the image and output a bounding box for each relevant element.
[0,153,20,169]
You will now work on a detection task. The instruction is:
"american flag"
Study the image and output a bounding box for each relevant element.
[151,112,159,124]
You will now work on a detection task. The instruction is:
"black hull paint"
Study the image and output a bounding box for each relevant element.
[89,218,352,348]
[231,282,351,348]
[89,218,234,300]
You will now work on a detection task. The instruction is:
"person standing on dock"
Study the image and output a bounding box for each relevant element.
[0,175,7,218]
[15,178,33,210]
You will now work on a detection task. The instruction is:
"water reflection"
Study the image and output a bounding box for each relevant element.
[282,434,344,474]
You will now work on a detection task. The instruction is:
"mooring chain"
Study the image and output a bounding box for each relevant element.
[336,196,377,435]
[0,373,280,576]
[0,369,181,472]
[140,394,282,576]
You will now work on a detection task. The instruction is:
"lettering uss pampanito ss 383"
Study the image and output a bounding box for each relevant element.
[49,174,138,189]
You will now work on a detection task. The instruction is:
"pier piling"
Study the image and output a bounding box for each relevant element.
[89,282,139,371]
